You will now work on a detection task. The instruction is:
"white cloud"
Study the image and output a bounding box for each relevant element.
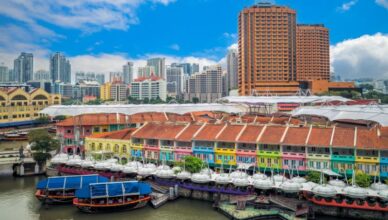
[0,0,176,32]
[338,0,358,12]
[331,33,388,80]
[376,0,388,9]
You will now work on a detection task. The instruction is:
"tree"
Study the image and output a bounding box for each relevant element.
[306,171,326,184]
[348,170,371,188]
[36,116,50,124]
[192,97,199,104]
[175,156,204,173]
[28,129,60,164]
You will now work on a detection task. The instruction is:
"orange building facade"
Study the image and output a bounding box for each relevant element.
[296,24,330,81]
[238,4,297,96]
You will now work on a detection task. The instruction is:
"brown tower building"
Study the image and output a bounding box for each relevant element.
[238,3,298,96]
[297,24,330,81]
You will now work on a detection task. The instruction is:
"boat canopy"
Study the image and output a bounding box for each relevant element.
[36,175,108,190]
[75,181,152,199]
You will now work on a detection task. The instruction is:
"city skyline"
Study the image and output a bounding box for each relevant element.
[0,0,387,80]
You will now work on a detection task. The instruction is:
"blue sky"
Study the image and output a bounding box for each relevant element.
[0,0,388,79]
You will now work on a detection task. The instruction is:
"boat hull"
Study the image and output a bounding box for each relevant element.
[35,190,74,204]
[73,197,150,213]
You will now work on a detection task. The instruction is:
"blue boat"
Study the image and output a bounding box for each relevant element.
[35,174,109,204]
[73,181,152,213]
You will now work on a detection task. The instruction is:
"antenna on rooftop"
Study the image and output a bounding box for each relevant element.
[255,0,275,5]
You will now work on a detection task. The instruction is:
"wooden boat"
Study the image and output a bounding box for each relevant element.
[3,133,28,141]
[73,181,152,213]
[35,175,109,204]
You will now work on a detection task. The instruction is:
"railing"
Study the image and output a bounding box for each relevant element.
[307,153,330,159]
[258,150,280,156]
[356,156,379,162]
[331,155,354,161]
[282,152,305,157]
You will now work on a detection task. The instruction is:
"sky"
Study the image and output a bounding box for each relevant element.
[0,0,388,80]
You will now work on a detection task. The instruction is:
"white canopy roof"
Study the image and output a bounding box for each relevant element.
[219,96,350,105]
[292,105,388,126]
[40,103,250,117]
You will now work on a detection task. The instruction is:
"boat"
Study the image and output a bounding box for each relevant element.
[73,181,152,213]
[35,175,108,204]
[3,132,28,141]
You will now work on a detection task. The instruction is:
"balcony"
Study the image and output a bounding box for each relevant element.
[131,144,144,150]
[380,157,388,164]
[331,154,355,162]
[258,150,280,157]
[282,152,306,159]
[193,146,214,153]
[144,144,160,151]
[307,153,330,160]
[236,149,257,156]
[356,156,379,163]
[215,147,235,154]
[160,145,174,151]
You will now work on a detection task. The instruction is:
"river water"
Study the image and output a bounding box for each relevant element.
[0,176,227,220]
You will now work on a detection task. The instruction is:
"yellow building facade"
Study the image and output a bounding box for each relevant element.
[100,83,112,100]
[0,88,61,126]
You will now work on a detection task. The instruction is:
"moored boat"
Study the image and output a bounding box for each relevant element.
[35,174,108,204]
[73,181,152,213]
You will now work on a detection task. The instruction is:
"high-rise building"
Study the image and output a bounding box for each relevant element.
[226,48,238,91]
[166,66,184,97]
[192,63,200,74]
[34,70,51,81]
[110,83,128,102]
[238,3,298,95]
[130,76,167,101]
[138,66,155,78]
[123,62,134,84]
[147,58,166,79]
[0,64,8,82]
[184,65,223,103]
[109,72,123,83]
[50,52,71,83]
[100,82,112,100]
[72,80,100,100]
[14,52,33,83]
[75,72,105,84]
[297,24,330,81]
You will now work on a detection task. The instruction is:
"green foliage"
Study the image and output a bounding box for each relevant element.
[53,115,66,121]
[85,99,102,105]
[192,97,199,104]
[358,84,374,91]
[306,171,326,184]
[364,90,388,104]
[175,156,204,173]
[36,116,50,124]
[318,90,362,99]
[28,129,59,164]
[348,171,371,188]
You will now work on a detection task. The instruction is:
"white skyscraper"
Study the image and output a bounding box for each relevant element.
[34,70,51,81]
[138,66,155,78]
[184,65,223,103]
[0,64,9,82]
[166,66,184,97]
[147,57,166,79]
[227,48,238,90]
[130,77,167,101]
[14,52,33,83]
[123,62,134,84]
[50,52,71,83]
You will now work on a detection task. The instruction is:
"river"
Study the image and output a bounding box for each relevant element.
[0,175,227,220]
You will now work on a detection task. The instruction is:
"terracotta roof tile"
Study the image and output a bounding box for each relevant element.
[356,128,379,149]
[155,123,187,140]
[57,113,128,126]
[332,127,355,148]
[174,124,201,141]
[307,127,333,147]
[89,128,135,140]
[193,124,225,141]
[259,126,286,144]
[282,127,309,146]
[216,124,244,142]
[237,125,264,144]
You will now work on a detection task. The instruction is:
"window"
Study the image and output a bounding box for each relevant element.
[122,145,127,153]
